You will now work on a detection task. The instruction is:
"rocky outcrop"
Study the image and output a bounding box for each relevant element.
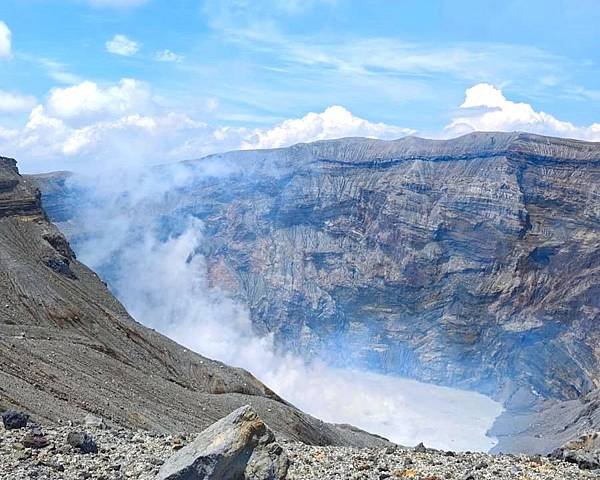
[551,432,600,470]
[0,156,42,218]
[0,156,388,448]
[157,405,288,480]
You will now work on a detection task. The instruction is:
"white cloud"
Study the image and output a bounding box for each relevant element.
[155,49,184,63]
[106,34,140,56]
[42,61,82,84]
[0,77,412,172]
[205,97,219,112]
[241,105,414,150]
[0,127,18,140]
[0,90,36,112]
[446,83,600,141]
[0,21,11,58]
[6,78,598,174]
[46,79,152,121]
[206,8,563,95]
[459,83,507,109]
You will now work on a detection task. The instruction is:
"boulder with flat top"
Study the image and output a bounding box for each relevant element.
[157,405,288,480]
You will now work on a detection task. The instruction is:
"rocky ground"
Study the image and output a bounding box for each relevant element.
[0,424,170,480]
[285,443,598,479]
[1,423,597,480]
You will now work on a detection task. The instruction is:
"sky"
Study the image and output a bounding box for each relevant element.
[0,0,599,172]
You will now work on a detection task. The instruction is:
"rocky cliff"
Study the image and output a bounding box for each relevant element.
[32,132,600,450]
[0,155,388,448]
[192,132,600,404]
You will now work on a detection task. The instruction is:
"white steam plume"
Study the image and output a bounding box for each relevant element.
[67,165,502,452]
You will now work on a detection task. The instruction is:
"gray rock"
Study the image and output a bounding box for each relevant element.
[414,442,426,453]
[22,427,49,449]
[550,432,600,470]
[67,431,98,454]
[2,410,29,430]
[156,405,288,480]
[84,414,106,430]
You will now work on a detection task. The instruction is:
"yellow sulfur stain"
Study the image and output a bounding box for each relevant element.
[313,451,326,462]
[395,469,417,478]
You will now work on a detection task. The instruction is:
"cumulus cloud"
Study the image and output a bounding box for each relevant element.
[6,78,598,174]
[241,105,414,150]
[155,49,184,63]
[106,34,140,56]
[46,79,152,121]
[0,21,11,58]
[446,83,600,141]
[0,90,36,112]
[0,78,411,172]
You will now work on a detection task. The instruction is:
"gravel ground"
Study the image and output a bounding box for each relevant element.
[0,425,597,479]
[0,425,183,480]
[284,443,599,480]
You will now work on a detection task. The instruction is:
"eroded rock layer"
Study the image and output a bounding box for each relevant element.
[34,132,600,406]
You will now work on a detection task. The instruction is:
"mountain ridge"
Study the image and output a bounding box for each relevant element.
[187,132,600,167]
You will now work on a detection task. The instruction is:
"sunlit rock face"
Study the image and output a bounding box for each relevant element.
[34,132,600,405]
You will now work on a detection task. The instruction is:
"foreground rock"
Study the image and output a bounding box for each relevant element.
[22,426,49,449]
[550,432,600,470]
[66,431,98,454]
[2,410,29,430]
[0,423,596,480]
[157,405,288,480]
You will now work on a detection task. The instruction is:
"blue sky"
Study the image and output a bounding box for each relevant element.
[0,0,598,172]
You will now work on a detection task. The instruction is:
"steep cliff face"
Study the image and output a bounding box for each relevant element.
[0,155,389,448]
[0,156,43,217]
[33,132,600,408]
[490,385,600,454]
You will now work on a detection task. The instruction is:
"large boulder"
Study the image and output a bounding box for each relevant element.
[67,431,99,454]
[551,432,600,470]
[157,405,288,480]
[2,410,29,430]
[22,426,49,449]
